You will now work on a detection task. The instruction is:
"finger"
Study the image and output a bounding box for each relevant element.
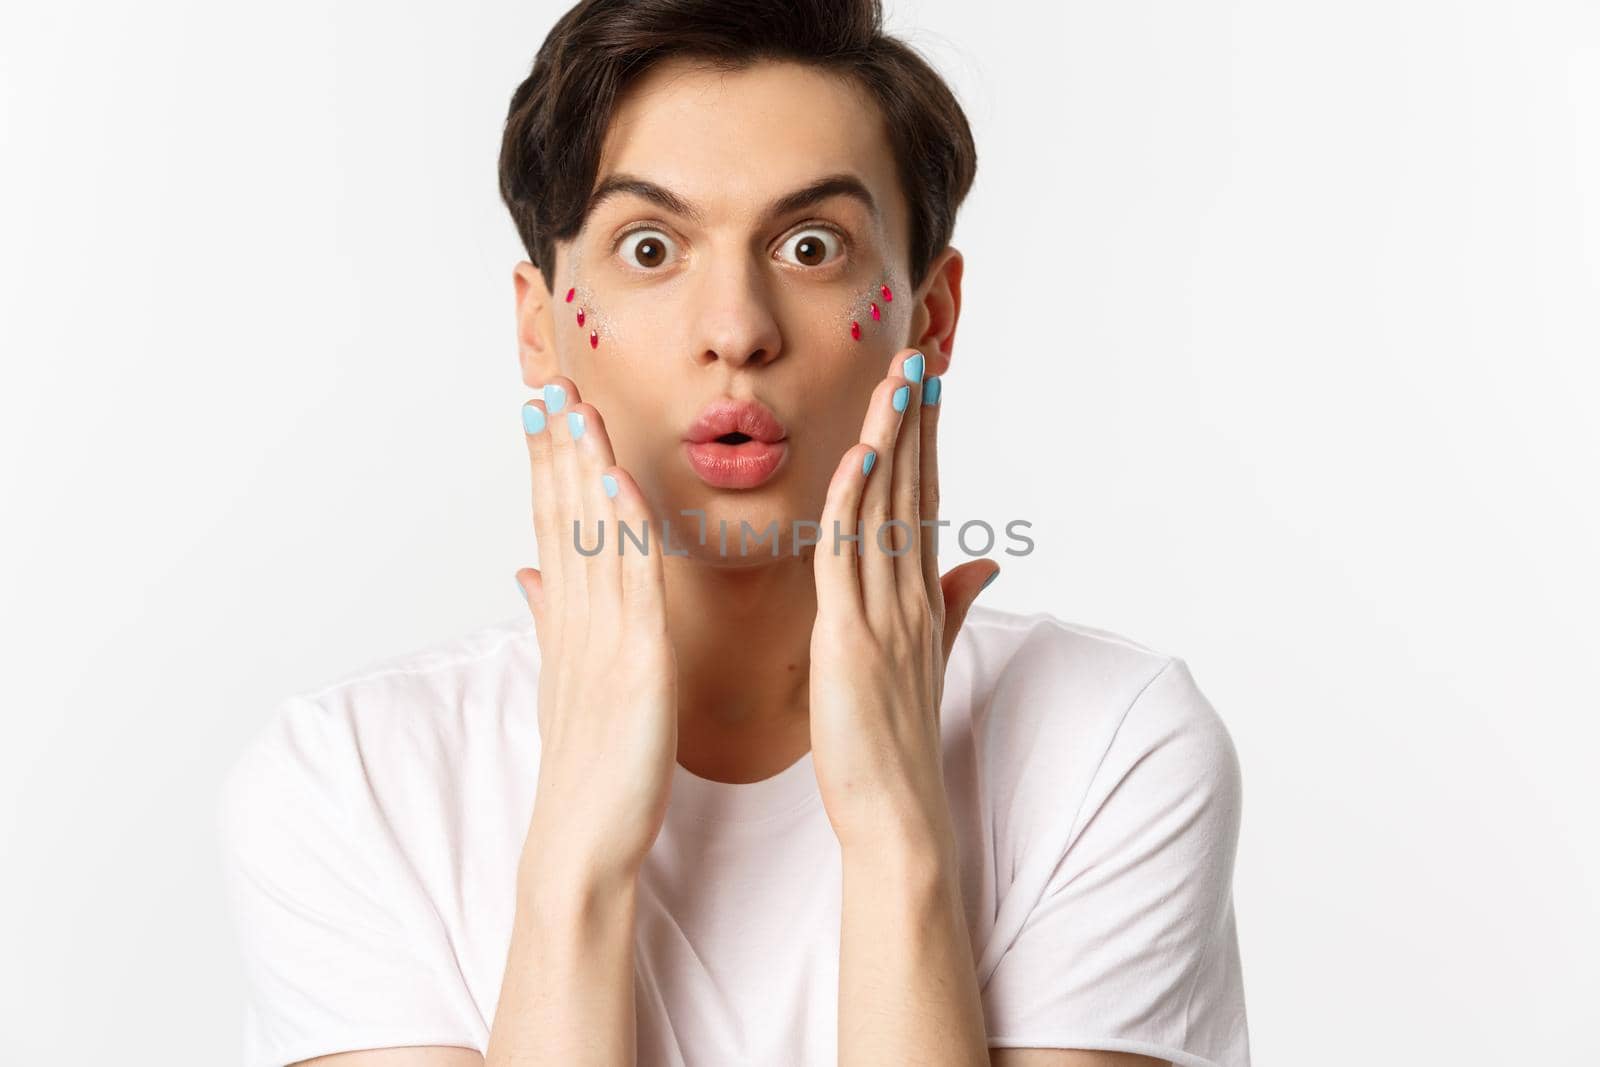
[890,349,927,615]
[814,441,878,620]
[932,559,995,730]
[522,397,564,656]
[543,375,591,639]
[918,373,945,633]
[564,400,622,615]
[601,464,668,634]
[939,560,997,668]
[513,566,553,738]
[858,371,911,631]
[513,566,546,640]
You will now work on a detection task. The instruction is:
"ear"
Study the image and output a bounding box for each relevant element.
[909,245,963,378]
[513,261,559,387]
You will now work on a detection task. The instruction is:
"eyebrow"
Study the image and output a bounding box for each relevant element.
[583,172,881,228]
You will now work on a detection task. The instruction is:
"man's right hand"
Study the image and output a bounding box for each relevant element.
[514,374,678,896]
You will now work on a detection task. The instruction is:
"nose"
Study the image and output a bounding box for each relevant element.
[689,258,783,371]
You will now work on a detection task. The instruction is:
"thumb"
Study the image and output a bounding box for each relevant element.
[939,559,999,665]
[513,567,547,641]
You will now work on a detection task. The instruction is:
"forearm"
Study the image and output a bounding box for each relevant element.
[485,826,639,1066]
[837,818,990,1067]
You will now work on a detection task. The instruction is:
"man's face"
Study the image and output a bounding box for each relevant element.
[517,56,935,562]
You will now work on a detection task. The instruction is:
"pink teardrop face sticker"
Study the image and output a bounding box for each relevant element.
[565,287,575,303]
[870,302,880,321]
[590,329,599,349]
[850,320,861,341]
[577,308,586,326]
[880,284,893,302]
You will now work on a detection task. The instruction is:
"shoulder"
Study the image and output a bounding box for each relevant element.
[954,602,1177,701]
[949,604,1242,864]
[214,624,519,1061]
[955,602,1236,761]
[967,608,1250,1062]
[215,613,540,842]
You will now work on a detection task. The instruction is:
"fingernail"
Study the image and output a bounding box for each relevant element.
[515,577,527,600]
[567,410,585,440]
[892,385,910,412]
[602,472,619,498]
[544,383,567,413]
[980,568,1000,592]
[521,403,546,434]
[922,376,942,406]
[863,450,877,475]
[903,351,925,383]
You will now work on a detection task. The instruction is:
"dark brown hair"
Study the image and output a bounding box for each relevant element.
[498,0,977,297]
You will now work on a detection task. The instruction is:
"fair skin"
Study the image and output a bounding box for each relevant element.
[291,58,1164,1067]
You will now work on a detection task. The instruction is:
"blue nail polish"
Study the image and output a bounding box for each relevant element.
[980,568,999,592]
[602,473,619,498]
[522,403,546,434]
[892,385,910,412]
[567,410,585,440]
[904,351,925,383]
[515,577,527,600]
[544,383,567,413]
[922,376,942,406]
[863,450,876,475]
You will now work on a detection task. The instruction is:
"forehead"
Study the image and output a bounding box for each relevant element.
[591,56,906,243]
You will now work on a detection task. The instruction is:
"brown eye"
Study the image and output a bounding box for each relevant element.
[795,236,826,266]
[780,228,842,268]
[634,237,664,267]
[618,229,675,270]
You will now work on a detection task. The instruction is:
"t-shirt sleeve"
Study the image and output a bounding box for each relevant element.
[215,696,483,1067]
[980,657,1250,1067]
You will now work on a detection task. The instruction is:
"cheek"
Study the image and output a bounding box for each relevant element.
[782,272,907,406]
[559,277,686,362]
[561,285,607,351]
[838,275,899,345]
[561,270,904,366]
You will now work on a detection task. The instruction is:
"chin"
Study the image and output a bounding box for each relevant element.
[659,488,822,564]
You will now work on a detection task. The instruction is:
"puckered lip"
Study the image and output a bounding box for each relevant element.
[683,397,789,444]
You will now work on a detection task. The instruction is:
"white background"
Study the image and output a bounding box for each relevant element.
[3,1,1596,1063]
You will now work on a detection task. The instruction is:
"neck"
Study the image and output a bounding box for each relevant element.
[662,548,816,783]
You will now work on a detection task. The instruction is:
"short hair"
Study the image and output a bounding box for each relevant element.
[498,0,978,296]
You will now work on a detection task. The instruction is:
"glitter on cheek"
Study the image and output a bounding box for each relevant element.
[841,274,898,344]
[561,274,621,354]
[577,298,607,350]
[562,245,617,354]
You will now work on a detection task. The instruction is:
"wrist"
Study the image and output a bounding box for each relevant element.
[835,782,960,863]
[517,850,638,934]
[840,814,958,887]
[518,818,642,915]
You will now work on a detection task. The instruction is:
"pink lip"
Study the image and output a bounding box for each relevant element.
[683,439,788,489]
[684,397,788,444]
[683,397,790,489]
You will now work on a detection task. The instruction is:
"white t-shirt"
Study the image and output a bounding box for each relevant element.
[216,603,1250,1067]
